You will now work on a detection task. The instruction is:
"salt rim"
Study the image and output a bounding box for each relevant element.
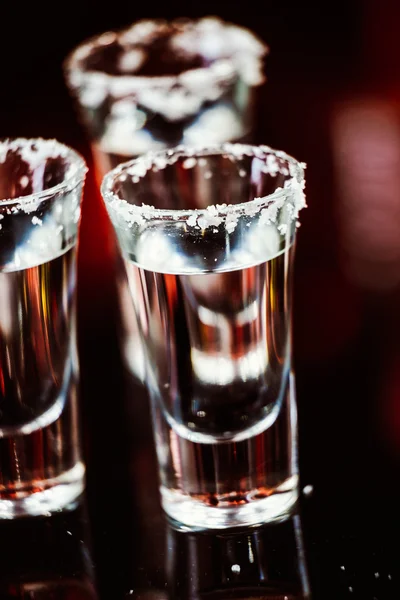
[0,138,87,207]
[64,17,268,117]
[101,143,307,233]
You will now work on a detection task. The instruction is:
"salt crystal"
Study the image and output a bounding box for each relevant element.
[187,213,198,228]
[278,223,288,235]
[196,216,208,230]
[119,48,146,72]
[103,144,306,237]
[225,212,238,233]
[182,157,197,169]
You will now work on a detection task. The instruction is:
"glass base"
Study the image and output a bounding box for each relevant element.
[161,476,299,531]
[0,462,85,519]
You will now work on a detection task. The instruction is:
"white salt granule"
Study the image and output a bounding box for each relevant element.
[197,207,223,229]
[118,48,146,72]
[182,157,197,169]
[225,212,239,233]
[31,216,42,226]
[17,200,41,215]
[186,213,198,228]
[20,175,29,188]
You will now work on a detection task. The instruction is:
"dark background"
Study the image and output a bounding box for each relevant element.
[2,1,400,598]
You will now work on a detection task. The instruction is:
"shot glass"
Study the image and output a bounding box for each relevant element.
[64,17,268,184]
[64,17,268,383]
[0,138,87,518]
[101,143,306,530]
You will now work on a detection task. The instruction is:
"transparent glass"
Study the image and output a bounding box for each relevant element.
[0,138,87,517]
[102,143,306,529]
[64,17,268,383]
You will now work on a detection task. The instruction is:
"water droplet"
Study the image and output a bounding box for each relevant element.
[231,564,241,574]
[303,484,314,497]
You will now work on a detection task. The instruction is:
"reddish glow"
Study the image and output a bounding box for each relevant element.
[332,99,400,290]
[76,155,119,324]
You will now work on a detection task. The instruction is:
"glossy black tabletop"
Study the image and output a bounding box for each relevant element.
[2,1,400,598]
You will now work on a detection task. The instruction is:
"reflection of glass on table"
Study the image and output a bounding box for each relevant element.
[0,138,87,518]
[101,143,306,529]
[64,17,268,382]
[167,511,311,599]
[0,497,98,598]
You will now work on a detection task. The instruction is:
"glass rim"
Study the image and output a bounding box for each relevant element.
[0,138,87,207]
[101,143,307,227]
[63,16,268,90]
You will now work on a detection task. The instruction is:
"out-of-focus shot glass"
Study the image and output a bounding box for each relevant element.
[101,143,306,529]
[0,138,87,518]
[64,17,268,382]
[64,17,268,184]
